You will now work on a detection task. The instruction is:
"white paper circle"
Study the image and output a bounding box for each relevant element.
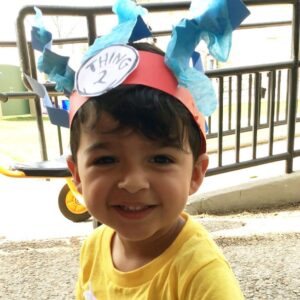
[75,45,139,96]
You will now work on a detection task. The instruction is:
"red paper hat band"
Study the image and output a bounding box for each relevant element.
[70,50,206,154]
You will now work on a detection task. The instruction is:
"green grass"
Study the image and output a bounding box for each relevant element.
[0,114,70,162]
[0,115,49,121]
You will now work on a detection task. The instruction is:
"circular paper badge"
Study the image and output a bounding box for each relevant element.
[75,44,139,96]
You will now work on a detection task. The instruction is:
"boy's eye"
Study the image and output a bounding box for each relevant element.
[93,156,117,165]
[151,155,174,164]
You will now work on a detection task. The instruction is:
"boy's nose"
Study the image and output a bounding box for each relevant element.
[117,168,150,193]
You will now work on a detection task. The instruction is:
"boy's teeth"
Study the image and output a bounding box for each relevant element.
[121,206,147,211]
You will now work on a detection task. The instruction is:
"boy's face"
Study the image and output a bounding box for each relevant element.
[68,113,208,242]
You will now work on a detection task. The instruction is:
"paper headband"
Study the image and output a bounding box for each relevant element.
[70,44,207,153]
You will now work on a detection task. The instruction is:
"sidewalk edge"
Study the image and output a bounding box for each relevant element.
[186,171,300,214]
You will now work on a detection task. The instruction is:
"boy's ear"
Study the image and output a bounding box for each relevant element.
[189,153,209,195]
[66,155,82,193]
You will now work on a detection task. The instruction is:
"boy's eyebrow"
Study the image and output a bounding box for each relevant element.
[83,140,183,154]
[84,142,111,154]
[154,140,182,149]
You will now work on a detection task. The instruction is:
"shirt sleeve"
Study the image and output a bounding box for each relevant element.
[182,259,245,300]
[75,276,84,300]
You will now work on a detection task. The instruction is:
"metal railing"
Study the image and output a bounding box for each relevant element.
[0,0,299,174]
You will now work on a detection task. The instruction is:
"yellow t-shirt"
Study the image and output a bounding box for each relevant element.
[76,213,244,299]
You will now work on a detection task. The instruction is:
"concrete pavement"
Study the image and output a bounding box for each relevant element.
[187,169,300,214]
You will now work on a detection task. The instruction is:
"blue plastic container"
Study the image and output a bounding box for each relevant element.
[62,99,70,111]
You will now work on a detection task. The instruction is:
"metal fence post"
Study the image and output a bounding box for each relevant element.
[286,0,300,173]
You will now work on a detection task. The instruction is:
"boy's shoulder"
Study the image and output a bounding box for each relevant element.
[171,213,228,268]
[81,224,113,252]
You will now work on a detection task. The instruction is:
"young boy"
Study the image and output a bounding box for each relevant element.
[67,42,244,299]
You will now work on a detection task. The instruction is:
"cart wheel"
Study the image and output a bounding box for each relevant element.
[58,184,91,222]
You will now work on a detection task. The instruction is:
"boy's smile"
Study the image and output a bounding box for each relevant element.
[68,113,208,251]
[111,204,157,220]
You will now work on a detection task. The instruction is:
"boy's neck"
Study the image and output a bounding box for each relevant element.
[111,216,185,272]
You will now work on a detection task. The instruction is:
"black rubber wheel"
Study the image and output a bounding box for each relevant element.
[58,184,91,222]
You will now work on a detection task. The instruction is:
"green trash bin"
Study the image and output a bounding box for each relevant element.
[0,64,30,116]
